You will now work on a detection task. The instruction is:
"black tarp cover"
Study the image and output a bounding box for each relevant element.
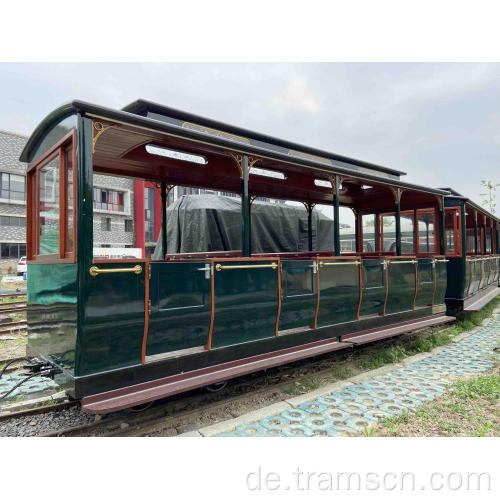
[153,194,334,258]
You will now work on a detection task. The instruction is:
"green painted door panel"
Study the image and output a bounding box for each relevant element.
[147,262,211,355]
[78,263,145,376]
[279,260,316,331]
[317,260,359,326]
[211,260,279,348]
[434,261,447,306]
[359,259,386,317]
[27,263,78,374]
[386,261,416,314]
[415,258,434,307]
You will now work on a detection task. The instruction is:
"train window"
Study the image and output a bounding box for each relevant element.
[339,207,355,254]
[38,155,60,254]
[444,207,462,257]
[416,209,436,254]
[26,129,76,261]
[400,212,415,254]
[361,214,376,252]
[485,228,492,254]
[381,214,396,252]
[466,228,475,254]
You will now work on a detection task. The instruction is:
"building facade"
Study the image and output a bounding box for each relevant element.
[0,130,28,260]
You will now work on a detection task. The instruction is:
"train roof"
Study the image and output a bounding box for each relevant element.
[441,187,499,223]
[20,99,450,198]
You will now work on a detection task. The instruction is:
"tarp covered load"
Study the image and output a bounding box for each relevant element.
[153,194,334,258]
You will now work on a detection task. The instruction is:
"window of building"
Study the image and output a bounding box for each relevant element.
[93,187,125,212]
[124,219,133,232]
[0,243,26,260]
[0,173,25,201]
[444,207,462,257]
[101,217,111,231]
[0,216,25,226]
[144,187,156,243]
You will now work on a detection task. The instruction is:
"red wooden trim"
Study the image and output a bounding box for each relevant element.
[313,257,320,329]
[59,148,66,260]
[275,262,282,336]
[134,179,146,259]
[206,262,215,350]
[141,261,150,364]
[27,130,76,173]
[383,261,389,316]
[26,172,34,260]
[357,261,363,320]
[412,260,418,310]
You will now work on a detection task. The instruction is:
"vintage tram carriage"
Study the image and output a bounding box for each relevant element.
[19,100,500,413]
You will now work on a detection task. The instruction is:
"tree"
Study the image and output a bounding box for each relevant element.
[480,180,500,214]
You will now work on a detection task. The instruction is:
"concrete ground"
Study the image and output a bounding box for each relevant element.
[183,312,500,437]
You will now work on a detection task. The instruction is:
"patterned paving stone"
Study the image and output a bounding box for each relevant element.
[217,314,500,436]
[0,373,58,399]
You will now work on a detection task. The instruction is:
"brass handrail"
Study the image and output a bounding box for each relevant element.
[89,265,143,277]
[215,262,278,271]
[434,259,449,263]
[319,261,360,267]
[387,260,417,265]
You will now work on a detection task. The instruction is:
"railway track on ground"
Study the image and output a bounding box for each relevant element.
[0,303,27,314]
[0,320,461,438]
[0,320,27,336]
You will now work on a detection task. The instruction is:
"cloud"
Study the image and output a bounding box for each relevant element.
[270,77,321,114]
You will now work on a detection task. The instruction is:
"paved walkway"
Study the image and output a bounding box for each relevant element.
[216,315,500,437]
[0,372,58,403]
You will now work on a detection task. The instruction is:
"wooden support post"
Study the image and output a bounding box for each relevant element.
[307,204,313,252]
[333,174,340,256]
[161,181,167,259]
[439,199,445,255]
[395,188,402,256]
[241,154,250,257]
[354,209,360,253]
[473,211,478,255]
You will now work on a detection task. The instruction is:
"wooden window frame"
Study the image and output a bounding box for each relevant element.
[415,208,439,257]
[26,130,77,263]
[444,206,462,258]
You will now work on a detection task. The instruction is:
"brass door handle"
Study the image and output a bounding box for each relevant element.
[89,265,143,277]
[215,263,278,271]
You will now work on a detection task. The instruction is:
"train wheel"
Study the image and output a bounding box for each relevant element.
[205,381,228,393]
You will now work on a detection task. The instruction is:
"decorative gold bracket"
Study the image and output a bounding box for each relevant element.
[227,152,260,179]
[301,202,316,214]
[389,186,404,204]
[92,120,115,153]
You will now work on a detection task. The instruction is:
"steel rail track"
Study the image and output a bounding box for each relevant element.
[0,304,27,314]
[0,401,77,421]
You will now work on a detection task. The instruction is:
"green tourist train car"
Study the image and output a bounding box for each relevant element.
[19,100,500,413]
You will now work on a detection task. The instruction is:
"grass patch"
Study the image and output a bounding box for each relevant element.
[329,364,355,381]
[376,370,500,437]
[283,376,322,395]
[452,373,500,404]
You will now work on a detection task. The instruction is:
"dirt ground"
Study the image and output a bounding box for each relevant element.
[374,368,500,437]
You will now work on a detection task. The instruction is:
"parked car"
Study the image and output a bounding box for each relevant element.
[17,256,27,276]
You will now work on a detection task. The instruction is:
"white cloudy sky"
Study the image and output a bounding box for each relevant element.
[1,62,499,211]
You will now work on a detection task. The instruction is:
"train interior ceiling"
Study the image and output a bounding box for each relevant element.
[92,121,451,260]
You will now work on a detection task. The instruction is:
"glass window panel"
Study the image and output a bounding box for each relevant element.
[66,149,74,253]
[20,244,26,257]
[382,214,396,252]
[400,213,415,254]
[39,156,60,254]
[362,214,376,252]
[417,210,436,254]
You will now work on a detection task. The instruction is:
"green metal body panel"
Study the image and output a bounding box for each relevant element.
[211,260,279,348]
[434,261,448,305]
[415,258,434,307]
[76,263,146,376]
[26,263,78,376]
[147,262,211,355]
[445,257,466,300]
[359,258,386,317]
[386,262,416,314]
[279,260,316,331]
[317,260,359,326]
